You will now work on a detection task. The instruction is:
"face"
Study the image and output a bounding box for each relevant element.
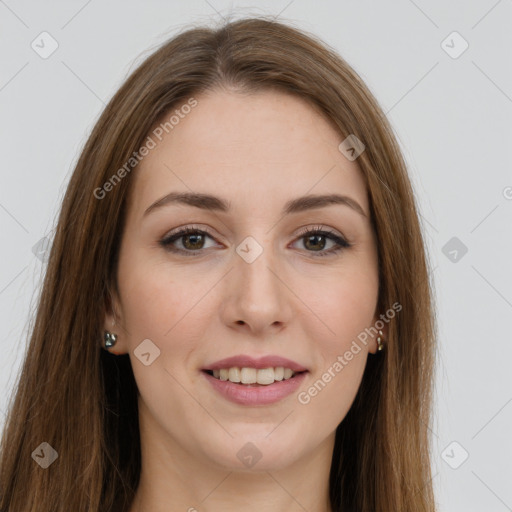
[105,89,384,472]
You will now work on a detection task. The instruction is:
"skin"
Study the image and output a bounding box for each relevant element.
[104,89,387,512]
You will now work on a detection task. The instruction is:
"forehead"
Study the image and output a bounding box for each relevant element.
[129,89,369,217]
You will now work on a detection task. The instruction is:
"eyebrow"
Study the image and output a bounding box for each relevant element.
[143,192,367,218]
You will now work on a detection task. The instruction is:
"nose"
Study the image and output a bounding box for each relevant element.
[220,240,294,336]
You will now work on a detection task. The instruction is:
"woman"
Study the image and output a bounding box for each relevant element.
[0,16,437,511]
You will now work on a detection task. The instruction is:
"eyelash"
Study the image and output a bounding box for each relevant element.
[159,225,351,258]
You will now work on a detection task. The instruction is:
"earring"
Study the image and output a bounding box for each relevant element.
[103,331,118,349]
[377,330,385,351]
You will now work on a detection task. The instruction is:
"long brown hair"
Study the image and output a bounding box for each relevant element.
[0,16,437,511]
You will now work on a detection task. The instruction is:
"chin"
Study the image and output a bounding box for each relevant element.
[200,431,305,472]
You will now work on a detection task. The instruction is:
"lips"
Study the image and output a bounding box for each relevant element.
[200,354,309,405]
[202,355,308,372]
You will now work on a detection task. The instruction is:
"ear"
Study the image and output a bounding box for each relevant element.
[102,287,128,355]
[367,314,389,355]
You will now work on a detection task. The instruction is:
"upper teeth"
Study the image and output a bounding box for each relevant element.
[212,367,296,385]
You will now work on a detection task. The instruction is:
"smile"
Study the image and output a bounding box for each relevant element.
[201,354,309,405]
[206,366,301,385]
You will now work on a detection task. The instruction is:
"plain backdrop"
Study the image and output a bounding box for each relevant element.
[1,1,511,510]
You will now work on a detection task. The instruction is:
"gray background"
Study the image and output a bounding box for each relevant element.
[1,1,511,510]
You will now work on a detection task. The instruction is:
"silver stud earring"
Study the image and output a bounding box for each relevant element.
[103,331,118,349]
[377,329,385,351]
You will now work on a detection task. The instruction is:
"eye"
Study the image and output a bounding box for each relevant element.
[292,225,351,257]
[159,226,217,256]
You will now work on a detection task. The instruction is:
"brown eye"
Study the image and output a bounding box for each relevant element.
[303,233,328,251]
[293,226,351,257]
[160,227,216,255]
[181,232,205,250]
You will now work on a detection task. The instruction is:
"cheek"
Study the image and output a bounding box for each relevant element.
[117,259,204,425]
[117,252,201,342]
[117,253,211,388]
[308,265,379,351]
[295,265,377,422]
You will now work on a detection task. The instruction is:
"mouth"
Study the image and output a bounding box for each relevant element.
[201,354,309,405]
[201,367,308,406]
[202,367,308,386]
